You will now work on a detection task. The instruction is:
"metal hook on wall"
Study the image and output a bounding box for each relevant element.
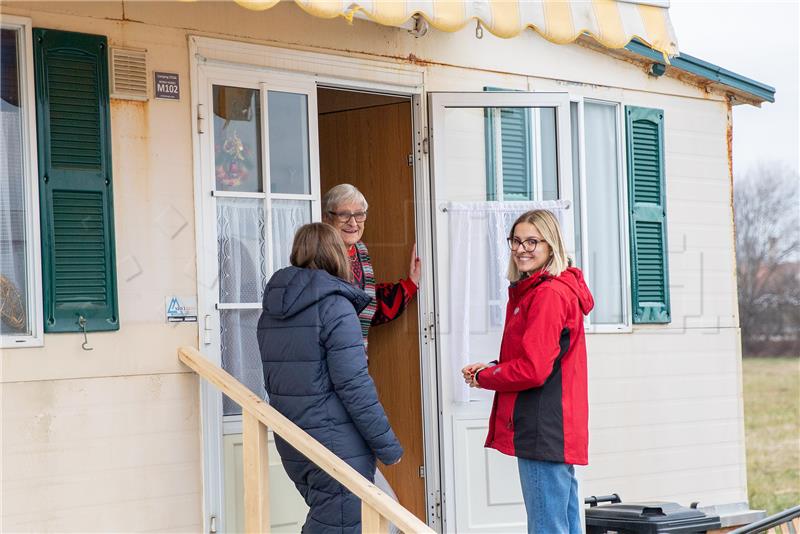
[475,20,484,39]
[78,315,93,351]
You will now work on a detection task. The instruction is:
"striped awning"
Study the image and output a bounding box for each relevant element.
[224,0,678,58]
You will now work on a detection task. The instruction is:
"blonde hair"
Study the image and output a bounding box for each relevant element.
[290,223,352,282]
[507,210,570,281]
[322,184,368,219]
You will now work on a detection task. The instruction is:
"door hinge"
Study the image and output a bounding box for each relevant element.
[429,312,436,342]
[209,514,217,534]
[197,103,206,134]
[422,137,429,154]
[408,153,414,166]
[418,465,425,478]
[432,490,443,521]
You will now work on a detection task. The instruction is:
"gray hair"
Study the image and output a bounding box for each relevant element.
[322,184,369,214]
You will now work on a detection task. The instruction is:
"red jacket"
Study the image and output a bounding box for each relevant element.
[476,267,594,465]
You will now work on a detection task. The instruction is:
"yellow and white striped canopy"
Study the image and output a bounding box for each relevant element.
[226,0,678,58]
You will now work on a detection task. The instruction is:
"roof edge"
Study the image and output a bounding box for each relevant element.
[625,40,776,104]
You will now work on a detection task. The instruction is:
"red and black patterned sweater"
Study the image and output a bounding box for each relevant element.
[348,242,417,351]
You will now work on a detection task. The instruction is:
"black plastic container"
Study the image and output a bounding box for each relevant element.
[585,501,722,534]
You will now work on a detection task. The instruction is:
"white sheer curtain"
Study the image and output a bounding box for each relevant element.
[443,200,571,403]
[216,198,310,414]
[217,198,267,414]
[584,102,624,325]
[271,199,311,271]
[1,98,29,336]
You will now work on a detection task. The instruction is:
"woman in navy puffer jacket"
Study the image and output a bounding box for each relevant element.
[258,223,403,534]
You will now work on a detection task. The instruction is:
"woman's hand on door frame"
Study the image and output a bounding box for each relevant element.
[409,243,422,286]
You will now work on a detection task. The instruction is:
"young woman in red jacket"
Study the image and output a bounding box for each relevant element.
[462,209,594,534]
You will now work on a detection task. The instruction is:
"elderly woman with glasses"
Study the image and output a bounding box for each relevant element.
[322,183,421,353]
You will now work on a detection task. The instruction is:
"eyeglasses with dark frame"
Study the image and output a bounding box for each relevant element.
[328,210,368,223]
[507,237,541,252]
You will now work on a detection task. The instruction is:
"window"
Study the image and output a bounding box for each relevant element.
[209,82,316,416]
[485,106,559,201]
[1,17,42,348]
[571,99,631,329]
[485,95,631,328]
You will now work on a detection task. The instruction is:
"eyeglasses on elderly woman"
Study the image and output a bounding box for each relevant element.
[328,210,368,223]
[507,237,541,252]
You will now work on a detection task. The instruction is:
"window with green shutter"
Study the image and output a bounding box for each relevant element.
[625,106,670,324]
[484,88,533,200]
[34,28,119,332]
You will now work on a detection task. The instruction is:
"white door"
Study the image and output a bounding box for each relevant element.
[427,92,574,533]
[194,63,320,532]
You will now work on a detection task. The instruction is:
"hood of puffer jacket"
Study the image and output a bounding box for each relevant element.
[262,266,371,320]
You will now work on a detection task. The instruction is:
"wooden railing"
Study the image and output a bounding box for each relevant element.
[178,346,434,534]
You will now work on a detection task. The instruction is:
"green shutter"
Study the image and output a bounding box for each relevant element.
[34,29,119,333]
[626,106,670,324]
[484,88,532,200]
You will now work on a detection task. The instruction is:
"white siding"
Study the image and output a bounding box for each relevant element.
[1,374,202,532]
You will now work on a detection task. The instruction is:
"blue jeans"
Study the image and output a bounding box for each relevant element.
[517,458,582,534]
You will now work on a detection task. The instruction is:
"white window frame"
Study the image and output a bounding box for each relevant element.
[570,95,632,333]
[1,16,43,348]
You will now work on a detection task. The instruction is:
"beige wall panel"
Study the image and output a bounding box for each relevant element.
[1,323,198,382]
[0,10,200,383]
[591,395,742,429]
[1,374,202,532]
[585,464,745,504]
[0,1,124,19]
[591,420,743,455]
[584,328,747,504]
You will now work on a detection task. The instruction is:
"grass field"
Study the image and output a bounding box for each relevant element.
[743,356,800,515]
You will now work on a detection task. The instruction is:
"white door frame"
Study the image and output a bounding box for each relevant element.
[427,91,574,533]
[188,36,441,533]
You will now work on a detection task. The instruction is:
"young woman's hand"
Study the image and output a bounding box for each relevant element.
[461,362,488,388]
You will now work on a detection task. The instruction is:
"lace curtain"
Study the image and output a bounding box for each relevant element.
[443,200,571,403]
[217,198,309,415]
[1,100,28,336]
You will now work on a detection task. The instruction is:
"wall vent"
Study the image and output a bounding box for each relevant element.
[110,47,147,100]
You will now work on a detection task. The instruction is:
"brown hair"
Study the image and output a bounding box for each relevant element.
[507,209,570,281]
[290,223,352,282]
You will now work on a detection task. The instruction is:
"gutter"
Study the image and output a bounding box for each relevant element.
[625,40,776,104]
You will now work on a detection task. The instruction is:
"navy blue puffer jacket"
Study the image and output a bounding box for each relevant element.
[258,266,402,533]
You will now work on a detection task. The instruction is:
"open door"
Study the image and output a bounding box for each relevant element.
[317,87,427,521]
[427,92,574,533]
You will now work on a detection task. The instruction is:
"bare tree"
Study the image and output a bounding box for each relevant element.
[734,162,800,356]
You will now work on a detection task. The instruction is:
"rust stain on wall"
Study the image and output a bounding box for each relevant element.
[109,98,152,205]
[727,101,734,198]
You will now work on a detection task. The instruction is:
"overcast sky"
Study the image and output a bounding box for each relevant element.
[668,1,800,176]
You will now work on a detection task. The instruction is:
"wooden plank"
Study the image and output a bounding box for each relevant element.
[362,502,390,534]
[178,346,433,534]
[792,517,799,533]
[243,412,270,534]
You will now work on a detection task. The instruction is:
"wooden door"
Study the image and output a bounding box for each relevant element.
[318,96,425,520]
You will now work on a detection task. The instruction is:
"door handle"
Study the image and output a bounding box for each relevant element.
[203,314,213,345]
